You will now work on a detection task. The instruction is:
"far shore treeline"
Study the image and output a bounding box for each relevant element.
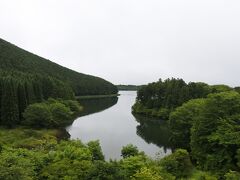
[132,78,238,119]
[133,78,240,177]
[117,85,142,91]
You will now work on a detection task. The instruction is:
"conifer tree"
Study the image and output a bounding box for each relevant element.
[17,82,28,121]
[25,81,37,104]
[1,78,19,127]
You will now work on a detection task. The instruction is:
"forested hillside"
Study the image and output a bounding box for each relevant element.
[0,38,117,127]
[0,38,117,96]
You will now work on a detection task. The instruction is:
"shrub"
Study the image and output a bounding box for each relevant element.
[62,100,83,114]
[49,102,72,126]
[159,149,193,178]
[22,99,82,128]
[132,167,163,180]
[87,140,105,161]
[121,144,140,158]
[225,171,240,180]
[23,103,53,128]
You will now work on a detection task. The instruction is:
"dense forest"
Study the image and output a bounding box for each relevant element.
[0,38,118,96]
[0,38,117,127]
[132,78,234,119]
[133,78,240,178]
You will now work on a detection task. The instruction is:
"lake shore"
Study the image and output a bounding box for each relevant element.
[76,94,120,100]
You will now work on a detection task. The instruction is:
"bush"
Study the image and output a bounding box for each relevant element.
[49,102,72,126]
[169,99,205,150]
[87,140,105,161]
[159,149,193,178]
[22,99,82,128]
[120,155,146,177]
[62,100,83,114]
[121,144,140,158]
[132,167,163,180]
[23,103,53,128]
[225,171,240,180]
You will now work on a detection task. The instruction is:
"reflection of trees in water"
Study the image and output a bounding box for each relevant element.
[78,97,118,117]
[133,114,172,153]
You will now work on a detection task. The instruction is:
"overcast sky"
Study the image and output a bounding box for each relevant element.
[0,0,240,86]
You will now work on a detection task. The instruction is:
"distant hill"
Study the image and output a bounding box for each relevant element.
[0,38,117,126]
[117,85,142,91]
[0,38,117,96]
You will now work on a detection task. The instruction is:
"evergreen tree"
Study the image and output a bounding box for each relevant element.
[17,82,28,121]
[25,81,37,104]
[1,78,19,127]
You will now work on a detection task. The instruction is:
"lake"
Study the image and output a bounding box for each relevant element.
[66,91,172,160]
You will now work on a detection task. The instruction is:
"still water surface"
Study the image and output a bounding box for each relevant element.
[67,91,172,160]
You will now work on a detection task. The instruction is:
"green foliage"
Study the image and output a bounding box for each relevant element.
[169,98,205,149]
[62,100,83,114]
[117,85,142,91]
[237,149,240,168]
[121,144,140,158]
[131,167,163,180]
[0,38,118,96]
[189,169,218,180]
[133,78,213,119]
[0,38,117,127]
[2,128,235,179]
[168,91,240,175]
[1,78,19,127]
[211,84,232,93]
[225,171,240,180]
[0,74,75,127]
[133,78,236,119]
[87,161,123,180]
[0,148,46,180]
[23,103,53,128]
[120,155,146,177]
[191,91,240,173]
[159,149,193,178]
[49,102,72,126]
[23,99,82,128]
[134,79,240,175]
[0,128,58,150]
[87,140,105,161]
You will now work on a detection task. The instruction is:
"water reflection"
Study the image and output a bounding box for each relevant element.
[78,97,118,117]
[133,114,172,153]
[67,91,172,160]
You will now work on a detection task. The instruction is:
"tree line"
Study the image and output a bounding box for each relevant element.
[132,78,234,118]
[0,38,118,96]
[169,91,240,176]
[133,78,240,177]
[0,71,75,127]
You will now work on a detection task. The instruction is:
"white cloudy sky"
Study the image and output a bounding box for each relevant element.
[0,0,240,86]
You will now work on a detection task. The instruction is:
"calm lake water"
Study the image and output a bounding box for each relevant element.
[66,91,172,160]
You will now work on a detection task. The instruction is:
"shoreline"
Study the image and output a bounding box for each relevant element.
[76,94,120,100]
